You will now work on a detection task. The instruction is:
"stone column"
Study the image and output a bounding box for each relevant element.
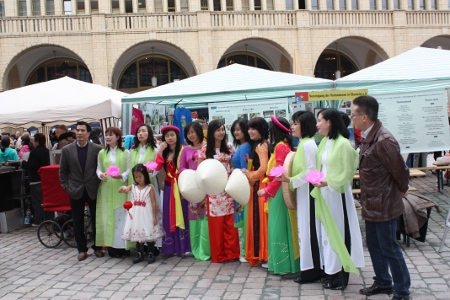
[175,0,181,11]
[249,0,255,10]
[261,0,267,10]
[26,0,33,16]
[119,0,125,13]
[318,0,326,10]
[132,0,139,12]
[413,0,419,10]
[71,0,76,14]
[40,0,46,15]
[235,0,243,11]
[91,14,109,87]
[54,0,63,15]
[163,0,168,12]
[220,0,227,10]
[424,0,431,10]
[85,0,91,13]
[208,0,214,10]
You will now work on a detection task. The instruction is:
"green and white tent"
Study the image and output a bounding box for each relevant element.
[335,47,450,94]
[121,63,334,134]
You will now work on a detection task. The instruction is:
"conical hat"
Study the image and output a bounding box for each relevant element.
[282,151,297,210]
[178,169,206,203]
[195,159,228,195]
[225,169,250,205]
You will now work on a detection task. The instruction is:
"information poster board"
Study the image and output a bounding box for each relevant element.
[141,103,166,134]
[208,99,289,142]
[377,89,450,153]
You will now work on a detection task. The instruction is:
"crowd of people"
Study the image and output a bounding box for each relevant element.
[0,96,411,300]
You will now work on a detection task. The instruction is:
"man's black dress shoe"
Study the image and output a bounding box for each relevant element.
[392,295,411,300]
[359,283,394,296]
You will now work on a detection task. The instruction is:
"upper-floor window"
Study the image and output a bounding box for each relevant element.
[408,0,412,10]
[351,0,358,10]
[218,52,272,70]
[213,0,221,11]
[267,0,273,9]
[369,0,376,10]
[298,0,306,9]
[326,0,332,10]
[46,0,55,15]
[125,0,132,13]
[155,0,163,12]
[286,0,293,10]
[0,1,4,17]
[311,0,318,10]
[63,0,72,15]
[111,0,119,13]
[382,0,387,9]
[226,0,233,11]
[138,0,146,12]
[242,0,249,10]
[168,0,175,12]
[430,0,436,10]
[91,0,99,13]
[339,0,345,10]
[419,0,425,10]
[77,0,85,14]
[18,0,27,16]
[32,0,41,15]
[394,0,400,9]
[255,0,261,10]
[201,0,208,10]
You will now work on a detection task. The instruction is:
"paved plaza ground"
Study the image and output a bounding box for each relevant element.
[1,171,450,300]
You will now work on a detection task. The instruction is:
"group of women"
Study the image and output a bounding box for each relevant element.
[95,107,364,291]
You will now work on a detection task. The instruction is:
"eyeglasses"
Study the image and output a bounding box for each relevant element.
[350,113,364,119]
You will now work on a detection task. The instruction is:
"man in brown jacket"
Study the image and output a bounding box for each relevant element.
[352,95,411,300]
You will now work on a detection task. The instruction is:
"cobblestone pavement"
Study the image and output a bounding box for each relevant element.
[1,172,450,300]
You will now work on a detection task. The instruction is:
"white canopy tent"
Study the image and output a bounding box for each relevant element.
[335,47,450,94]
[0,77,126,138]
[121,64,334,134]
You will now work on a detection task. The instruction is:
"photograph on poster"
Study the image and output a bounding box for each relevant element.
[237,113,248,119]
[275,109,287,118]
[145,114,151,125]
[341,100,352,108]
[305,103,313,113]
[263,110,274,118]
[314,108,322,120]
[212,116,226,124]
[249,112,260,119]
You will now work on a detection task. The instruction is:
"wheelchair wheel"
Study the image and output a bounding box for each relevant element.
[37,220,62,248]
[61,220,77,248]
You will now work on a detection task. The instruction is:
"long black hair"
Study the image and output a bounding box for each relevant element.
[132,163,151,185]
[291,111,317,138]
[205,120,230,159]
[21,135,34,151]
[133,124,156,150]
[184,122,204,146]
[269,117,293,153]
[247,117,269,146]
[231,118,251,147]
[319,108,349,139]
[162,129,182,170]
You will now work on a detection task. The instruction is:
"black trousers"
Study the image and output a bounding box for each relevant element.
[30,184,45,225]
[70,189,101,253]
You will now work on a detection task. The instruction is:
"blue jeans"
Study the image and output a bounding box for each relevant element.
[365,218,410,297]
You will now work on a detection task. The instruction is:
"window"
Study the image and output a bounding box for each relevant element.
[213,0,221,11]
[255,0,261,10]
[138,0,146,12]
[111,0,119,13]
[369,0,376,10]
[314,51,357,80]
[91,0,99,13]
[267,0,274,9]
[226,0,233,11]
[18,0,27,16]
[168,0,175,12]
[298,0,305,9]
[63,0,72,15]
[339,0,345,10]
[0,1,4,17]
[311,0,318,10]
[285,0,293,10]
[118,55,188,92]
[430,0,436,10]
[419,0,424,10]
[32,0,41,15]
[77,0,85,14]
[242,0,249,10]
[27,59,93,85]
[382,0,387,9]
[154,0,163,12]
[394,0,399,9]
[46,0,55,15]
[125,0,132,13]
[218,53,272,70]
[326,0,332,10]
[351,0,358,10]
[408,0,412,10]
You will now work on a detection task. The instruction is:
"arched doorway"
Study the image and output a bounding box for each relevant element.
[217,52,272,70]
[27,58,92,85]
[117,54,189,93]
[314,51,357,80]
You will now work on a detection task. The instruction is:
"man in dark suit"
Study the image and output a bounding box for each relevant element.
[59,121,104,261]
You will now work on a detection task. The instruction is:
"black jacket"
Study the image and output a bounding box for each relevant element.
[21,146,50,183]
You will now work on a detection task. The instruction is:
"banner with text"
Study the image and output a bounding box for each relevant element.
[377,89,450,153]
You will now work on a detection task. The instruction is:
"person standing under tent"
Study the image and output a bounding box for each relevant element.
[179,122,210,261]
[311,108,364,290]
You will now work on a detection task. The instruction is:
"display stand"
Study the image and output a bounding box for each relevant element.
[439,209,450,253]
[0,166,25,233]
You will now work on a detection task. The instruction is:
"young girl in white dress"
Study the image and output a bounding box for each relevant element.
[120,164,165,264]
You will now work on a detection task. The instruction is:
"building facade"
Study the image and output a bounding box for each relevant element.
[0,0,449,93]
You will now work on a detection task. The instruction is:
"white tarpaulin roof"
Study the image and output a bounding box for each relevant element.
[335,47,450,94]
[0,77,126,128]
[122,63,334,105]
